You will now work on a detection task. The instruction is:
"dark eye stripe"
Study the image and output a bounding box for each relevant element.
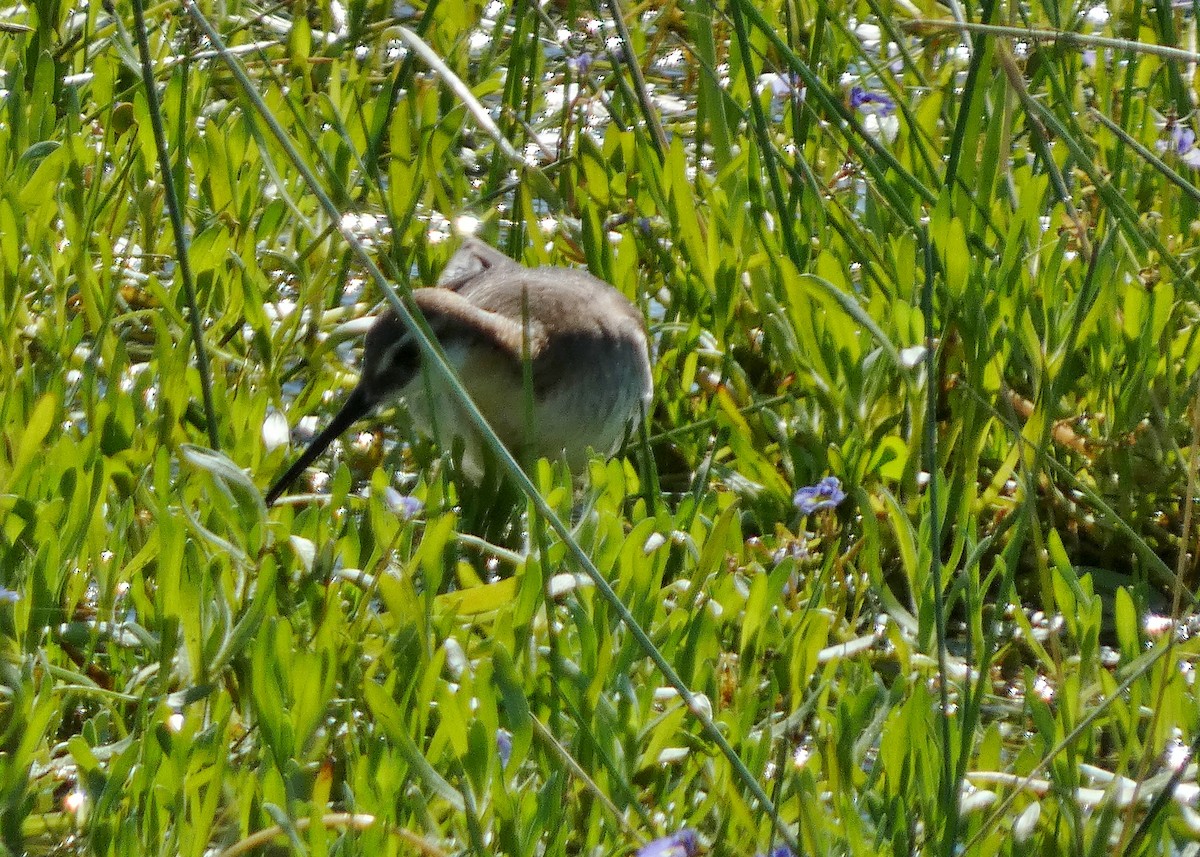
[374,333,419,389]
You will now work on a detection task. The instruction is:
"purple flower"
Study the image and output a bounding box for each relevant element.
[1173,126,1196,154]
[793,476,846,515]
[1156,121,1200,167]
[568,52,593,75]
[0,587,18,604]
[382,487,423,520]
[849,86,895,116]
[757,848,796,857]
[636,829,700,857]
[496,729,512,767]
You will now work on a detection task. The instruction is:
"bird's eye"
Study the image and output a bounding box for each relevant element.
[373,337,419,387]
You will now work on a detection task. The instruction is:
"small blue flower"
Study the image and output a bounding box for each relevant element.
[0,587,19,604]
[1173,125,1196,154]
[849,86,895,116]
[496,729,512,767]
[382,487,423,520]
[568,52,593,75]
[1156,121,1200,167]
[636,829,700,857]
[757,847,797,857]
[793,476,846,515]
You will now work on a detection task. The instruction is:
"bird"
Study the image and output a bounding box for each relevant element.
[264,237,653,506]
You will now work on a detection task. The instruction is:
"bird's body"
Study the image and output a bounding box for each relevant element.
[265,239,652,505]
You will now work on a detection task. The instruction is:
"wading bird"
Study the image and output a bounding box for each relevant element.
[264,238,652,505]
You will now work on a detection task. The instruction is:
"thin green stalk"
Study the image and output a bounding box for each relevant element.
[921,235,959,854]
[1091,109,1200,206]
[603,0,668,156]
[727,0,801,264]
[1109,0,1145,189]
[126,0,220,449]
[943,0,997,195]
[900,18,1200,63]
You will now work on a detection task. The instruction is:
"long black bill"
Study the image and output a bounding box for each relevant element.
[264,385,375,506]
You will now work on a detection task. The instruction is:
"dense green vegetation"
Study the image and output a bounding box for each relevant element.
[3,0,1200,854]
